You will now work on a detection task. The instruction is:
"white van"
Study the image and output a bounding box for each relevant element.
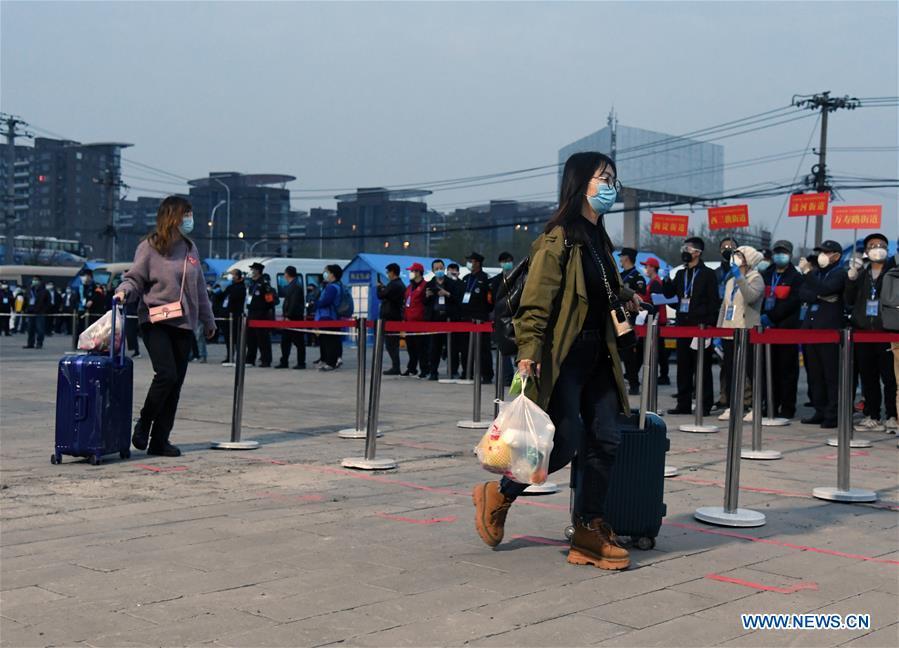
[223,258,350,315]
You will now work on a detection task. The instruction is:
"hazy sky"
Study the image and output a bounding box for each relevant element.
[3,0,897,244]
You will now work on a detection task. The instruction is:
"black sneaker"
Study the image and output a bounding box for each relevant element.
[147,442,181,457]
[428,374,439,381]
[132,421,149,451]
[293,364,306,370]
[275,363,289,369]
[658,377,671,385]
[667,407,692,415]
[383,368,401,376]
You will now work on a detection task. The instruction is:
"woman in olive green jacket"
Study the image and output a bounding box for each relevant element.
[472,152,640,570]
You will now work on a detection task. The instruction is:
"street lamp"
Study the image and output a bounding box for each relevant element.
[249,238,269,256]
[210,176,231,259]
[208,199,226,258]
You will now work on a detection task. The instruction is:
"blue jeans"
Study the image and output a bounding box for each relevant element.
[500,334,622,521]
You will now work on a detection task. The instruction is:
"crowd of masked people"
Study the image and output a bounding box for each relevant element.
[626,232,898,434]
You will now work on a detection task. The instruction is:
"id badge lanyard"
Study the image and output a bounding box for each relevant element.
[463,275,476,305]
[866,277,880,317]
[680,267,698,314]
[725,282,739,321]
[764,272,781,312]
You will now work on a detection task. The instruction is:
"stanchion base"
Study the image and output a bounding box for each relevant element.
[337,428,383,439]
[455,379,475,385]
[221,362,236,368]
[694,506,766,527]
[741,449,783,460]
[679,424,720,433]
[762,417,790,427]
[826,438,873,448]
[457,420,490,429]
[521,482,560,496]
[341,457,397,470]
[812,486,877,503]
[210,440,260,450]
[437,379,458,384]
[664,465,680,477]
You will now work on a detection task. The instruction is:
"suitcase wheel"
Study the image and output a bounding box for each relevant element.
[120,450,131,460]
[90,455,102,466]
[633,536,655,550]
[50,454,61,465]
[564,525,575,540]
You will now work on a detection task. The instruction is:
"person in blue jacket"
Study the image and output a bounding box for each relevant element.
[314,264,344,371]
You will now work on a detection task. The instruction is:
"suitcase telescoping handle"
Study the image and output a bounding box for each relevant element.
[638,308,657,429]
[110,297,126,367]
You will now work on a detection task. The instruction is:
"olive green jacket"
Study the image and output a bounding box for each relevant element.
[513,226,633,413]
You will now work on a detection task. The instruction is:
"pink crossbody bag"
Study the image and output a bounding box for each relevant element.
[148,254,189,323]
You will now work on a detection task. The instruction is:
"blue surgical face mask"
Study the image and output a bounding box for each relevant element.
[756,261,771,273]
[179,216,194,235]
[773,253,790,268]
[586,185,618,215]
[435,269,445,279]
[501,262,513,272]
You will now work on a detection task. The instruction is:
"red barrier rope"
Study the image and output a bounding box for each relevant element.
[854,331,899,344]
[750,329,840,345]
[248,319,356,330]
[656,326,735,339]
[384,321,493,334]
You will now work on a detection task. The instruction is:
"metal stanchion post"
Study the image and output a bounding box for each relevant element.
[695,328,765,526]
[762,343,789,426]
[339,318,382,439]
[743,328,782,460]
[642,316,678,478]
[222,313,236,367]
[70,311,78,351]
[458,323,489,429]
[827,329,872,448]
[457,330,476,385]
[343,319,397,470]
[212,315,259,450]
[814,329,877,502]
[439,331,457,384]
[679,325,719,433]
[494,346,503,418]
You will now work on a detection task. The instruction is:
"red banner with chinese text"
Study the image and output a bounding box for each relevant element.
[650,213,689,237]
[788,192,829,217]
[708,205,749,230]
[831,205,882,230]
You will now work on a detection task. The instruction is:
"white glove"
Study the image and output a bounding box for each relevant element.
[847,255,864,281]
[798,258,811,275]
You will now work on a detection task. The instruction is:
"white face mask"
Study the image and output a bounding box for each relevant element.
[466,262,473,271]
[868,248,888,263]
[817,253,831,268]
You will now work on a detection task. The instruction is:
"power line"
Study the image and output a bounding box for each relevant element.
[770,113,821,236]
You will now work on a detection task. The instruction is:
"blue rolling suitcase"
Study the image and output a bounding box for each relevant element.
[53,306,133,465]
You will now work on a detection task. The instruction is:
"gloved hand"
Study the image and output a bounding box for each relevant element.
[729,262,743,280]
[847,254,864,280]
[760,314,773,329]
[798,258,811,275]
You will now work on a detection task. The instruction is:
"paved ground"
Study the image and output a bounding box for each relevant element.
[1,333,897,648]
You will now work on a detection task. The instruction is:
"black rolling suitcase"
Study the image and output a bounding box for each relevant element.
[565,311,668,550]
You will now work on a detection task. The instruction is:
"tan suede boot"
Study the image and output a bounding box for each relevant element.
[472,481,514,548]
[567,517,630,570]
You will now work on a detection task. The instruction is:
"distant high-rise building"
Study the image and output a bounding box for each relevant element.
[187,172,296,259]
[0,137,132,259]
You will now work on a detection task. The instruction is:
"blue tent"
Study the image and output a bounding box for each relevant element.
[611,250,672,278]
[342,253,460,321]
[202,258,233,284]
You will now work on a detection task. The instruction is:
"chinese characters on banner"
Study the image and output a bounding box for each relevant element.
[830,205,882,230]
[788,192,830,217]
[650,213,689,237]
[708,205,749,230]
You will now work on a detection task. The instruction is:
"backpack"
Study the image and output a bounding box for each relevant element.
[881,264,899,331]
[335,282,354,318]
[493,239,571,356]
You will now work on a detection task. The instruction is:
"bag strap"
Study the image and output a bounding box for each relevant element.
[584,237,618,306]
[177,252,189,303]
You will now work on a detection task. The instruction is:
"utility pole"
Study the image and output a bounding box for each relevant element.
[607,107,618,163]
[792,91,860,246]
[93,169,128,262]
[1,114,32,265]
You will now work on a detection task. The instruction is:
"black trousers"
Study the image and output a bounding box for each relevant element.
[449,332,465,376]
[280,330,306,366]
[385,330,401,371]
[770,343,799,418]
[245,314,272,366]
[26,315,46,347]
[405,334,430,375]
[125,316,140,354]
[805,342,839,421]
[460,332,494,381]
[657,339,670,380]
[319,331,341,367]
[721,339,753,410]
[675,337,713,411]
[428,329,451,377]
[857,342,898,420]
[0,311,10,335]
[500,335,621,521]
[139,323,193,445]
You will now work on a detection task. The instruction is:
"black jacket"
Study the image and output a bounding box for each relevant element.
[844,258,897,331]
[247,279,278,317]
[662,263,719,326]
[222,280,247,315]
[377,278,405,321]
[0,288,13,313]
[799,266,847,330]
[620,267,647,297]
[282,278,305,320]
[425,276,462,321]
[460,270,493,322]
[761,264,804,329]
[26,286,51,314]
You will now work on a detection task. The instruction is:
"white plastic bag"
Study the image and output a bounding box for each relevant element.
[77,308,124,353]
[475,381,555,485]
